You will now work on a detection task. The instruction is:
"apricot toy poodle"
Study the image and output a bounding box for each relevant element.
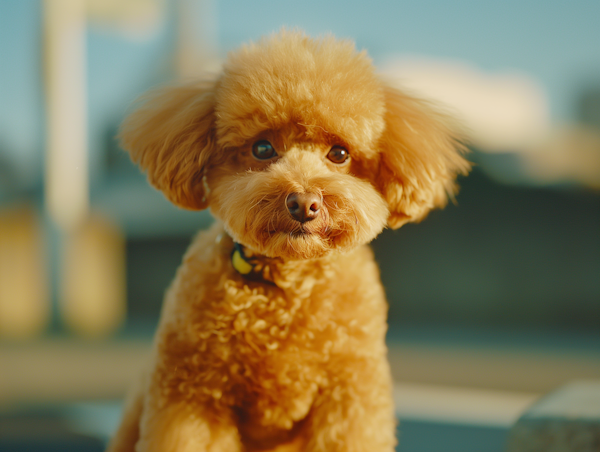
[107,30,470,452]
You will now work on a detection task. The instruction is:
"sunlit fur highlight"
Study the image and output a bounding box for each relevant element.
[110,29,470,452]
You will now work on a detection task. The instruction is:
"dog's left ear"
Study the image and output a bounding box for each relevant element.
[377,84,471,229]
[119,81,217,210]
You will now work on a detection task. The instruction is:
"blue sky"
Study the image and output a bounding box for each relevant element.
[216,0,600,121]
[0,1,43,186]
[1,0,600,189]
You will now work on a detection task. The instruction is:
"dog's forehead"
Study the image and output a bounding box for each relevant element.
[213,32,386,156]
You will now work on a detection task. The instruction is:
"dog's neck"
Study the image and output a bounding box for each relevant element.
[220,232,337,292]
[231,241,278,285]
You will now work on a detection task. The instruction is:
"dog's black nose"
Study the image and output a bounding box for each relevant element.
[286,192,321,223]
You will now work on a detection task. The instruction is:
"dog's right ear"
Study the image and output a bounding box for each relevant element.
[119,81,217,210]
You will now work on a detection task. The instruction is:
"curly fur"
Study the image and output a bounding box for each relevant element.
[108,29,469,452]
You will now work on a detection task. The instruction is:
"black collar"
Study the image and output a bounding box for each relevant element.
[231,242,276,285]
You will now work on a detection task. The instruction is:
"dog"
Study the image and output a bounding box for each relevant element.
[107,30,470,452]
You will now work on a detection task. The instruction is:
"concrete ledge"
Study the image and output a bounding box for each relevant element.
[2,339,600,404]
[507,380,600,452]
[394,382,538,428]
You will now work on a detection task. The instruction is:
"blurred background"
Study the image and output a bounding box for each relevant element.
[0,0,599,451]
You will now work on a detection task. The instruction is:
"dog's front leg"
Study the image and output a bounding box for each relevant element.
[304,357,397,452]
[135,395,241,452]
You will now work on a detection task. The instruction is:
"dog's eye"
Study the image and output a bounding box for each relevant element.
[327,146,349,164]
[252,140,277,160]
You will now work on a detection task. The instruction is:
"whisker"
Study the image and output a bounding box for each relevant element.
[248,194,269,212]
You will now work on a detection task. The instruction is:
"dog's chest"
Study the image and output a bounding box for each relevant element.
[165,238,378,426]
[225,278,331,376]
[209,277,337,425]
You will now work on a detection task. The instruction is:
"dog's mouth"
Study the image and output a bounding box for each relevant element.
[289,229,311,237]
[288,226,324,238]
[269,207,332,238]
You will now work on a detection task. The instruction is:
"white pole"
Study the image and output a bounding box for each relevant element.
[44,0,89,232]
[44,0,125,337]
[176,0,220,78]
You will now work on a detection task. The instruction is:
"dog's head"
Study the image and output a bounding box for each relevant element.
[120,30,470,260]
